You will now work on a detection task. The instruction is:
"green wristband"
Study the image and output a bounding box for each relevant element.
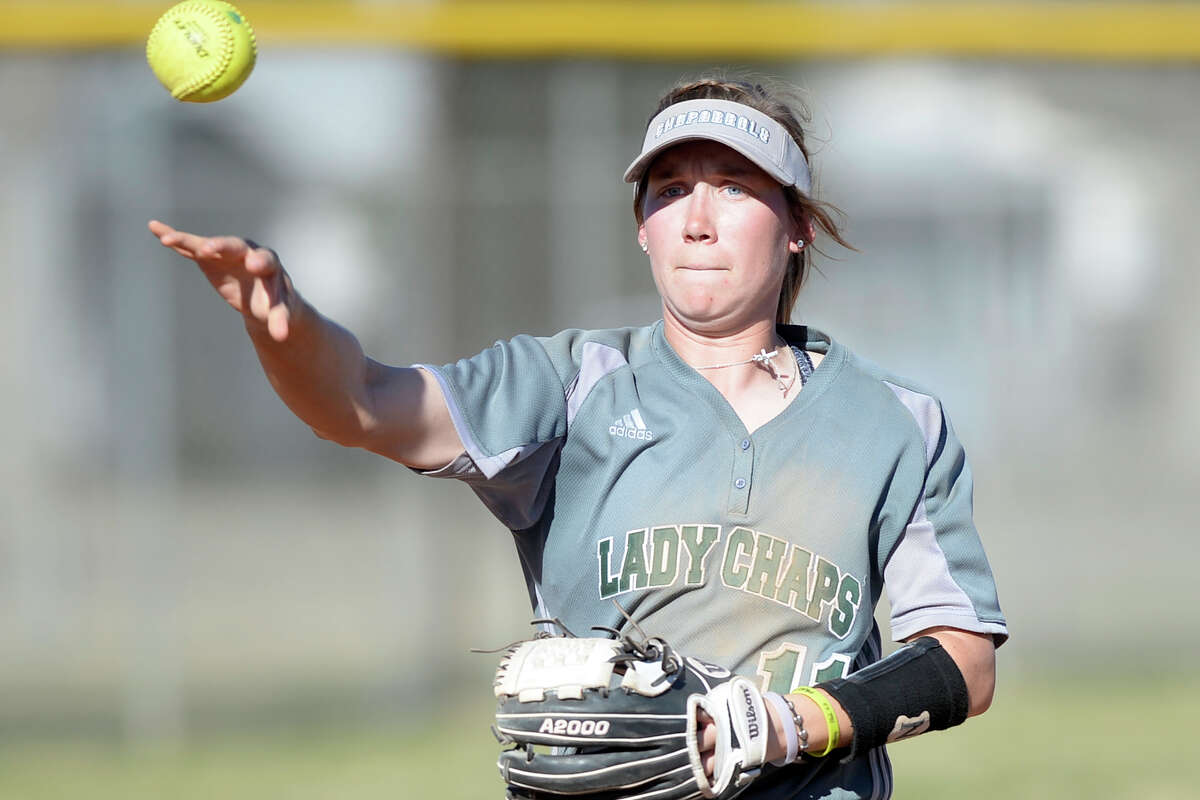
[790,687,840,758]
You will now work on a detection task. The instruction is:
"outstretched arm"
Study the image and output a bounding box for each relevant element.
[149,220,464,470]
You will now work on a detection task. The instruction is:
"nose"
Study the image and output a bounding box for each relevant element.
[682,184,716,243]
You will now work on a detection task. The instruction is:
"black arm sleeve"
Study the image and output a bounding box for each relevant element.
[816,636,969,761]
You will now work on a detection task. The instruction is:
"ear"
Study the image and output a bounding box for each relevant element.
[787,215,816,253]
[637,225,648,253]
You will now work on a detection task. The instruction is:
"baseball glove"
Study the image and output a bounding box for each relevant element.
[492,629,772,800]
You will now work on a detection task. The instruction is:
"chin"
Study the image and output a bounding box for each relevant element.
[666,295,778,332]
[666,302,738,330]
[669,294,725,321]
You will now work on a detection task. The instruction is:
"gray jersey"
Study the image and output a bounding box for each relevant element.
[419,321,1007,800]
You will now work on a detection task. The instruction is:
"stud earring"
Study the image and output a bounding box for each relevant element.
[640,242,648,252]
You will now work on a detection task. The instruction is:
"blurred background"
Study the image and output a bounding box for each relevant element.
[2,1,1199,797]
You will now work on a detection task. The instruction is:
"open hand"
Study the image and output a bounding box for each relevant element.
[149,219,296,342]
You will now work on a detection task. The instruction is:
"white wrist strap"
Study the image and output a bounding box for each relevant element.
[764,692,798,766]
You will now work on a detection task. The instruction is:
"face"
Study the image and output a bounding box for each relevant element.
[638,140,801,334]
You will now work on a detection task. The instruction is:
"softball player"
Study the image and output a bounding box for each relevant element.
[151,76,1006,799]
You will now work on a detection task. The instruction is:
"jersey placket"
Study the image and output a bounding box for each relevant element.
[729,435,754,515]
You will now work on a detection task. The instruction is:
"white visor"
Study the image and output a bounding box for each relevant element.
[623,98,811,196]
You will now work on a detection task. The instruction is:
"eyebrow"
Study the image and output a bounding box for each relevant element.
[647,159,761,183]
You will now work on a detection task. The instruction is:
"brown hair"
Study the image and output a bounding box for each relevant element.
[634,75,852,324]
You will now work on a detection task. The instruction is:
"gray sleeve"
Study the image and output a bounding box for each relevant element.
[413,334,570,531]
[882,383,1009,646]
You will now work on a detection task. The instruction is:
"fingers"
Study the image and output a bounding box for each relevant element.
[149,220,239,263]
[150,220,290,334]
[697,711,717,778]
[197,236,252,263]
[697,710,716,748]
[248,272,291,342]
[267,298,291,342]
[244,245,280,276]
[149,219,208,258]
[149,220,279,274]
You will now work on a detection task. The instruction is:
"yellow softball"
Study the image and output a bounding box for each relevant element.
[146,1,257,103]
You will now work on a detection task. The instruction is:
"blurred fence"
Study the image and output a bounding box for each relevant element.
[2,2,1199,744]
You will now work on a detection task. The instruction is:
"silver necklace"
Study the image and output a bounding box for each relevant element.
[695,346,799,394]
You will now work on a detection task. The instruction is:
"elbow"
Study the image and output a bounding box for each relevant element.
[965,641,996,718]
[308,416,372,449]
[310,425,337,443]
[923,628,996,719]
[967,668,995,717]
[307,395,382,449]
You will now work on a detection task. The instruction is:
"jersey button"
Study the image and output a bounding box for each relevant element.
[734,478,747,489]
[740,439,751,450]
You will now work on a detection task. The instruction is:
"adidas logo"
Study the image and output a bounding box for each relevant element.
[609,408,654,441]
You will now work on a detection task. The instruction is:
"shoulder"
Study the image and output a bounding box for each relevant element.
[788,325,951,457]
[530,323,660,381]
[432,324,660,420]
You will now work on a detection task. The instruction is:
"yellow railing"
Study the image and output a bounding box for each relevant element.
[3,1,1199,60]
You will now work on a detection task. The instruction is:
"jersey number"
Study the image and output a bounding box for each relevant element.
[756,643,852,693]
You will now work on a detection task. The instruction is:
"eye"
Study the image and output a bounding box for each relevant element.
[660,185,686,199]
[722,184,748,197]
